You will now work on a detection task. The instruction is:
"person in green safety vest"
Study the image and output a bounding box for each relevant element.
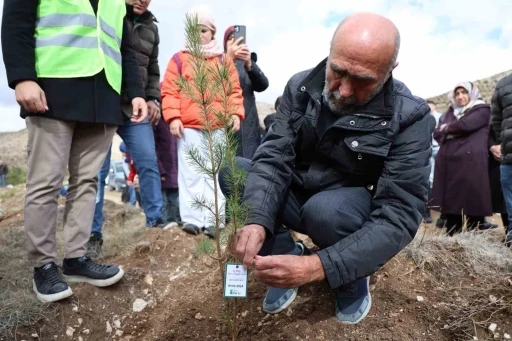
[1,0,148,303]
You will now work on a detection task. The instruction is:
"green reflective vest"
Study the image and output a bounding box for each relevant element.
[34,0,126,94]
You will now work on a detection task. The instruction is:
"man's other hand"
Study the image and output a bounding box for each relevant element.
[15,80,48,113]
[253,254,326,288]
[232,224,266,269]
[131,97,148,123]
[147,100,161,125]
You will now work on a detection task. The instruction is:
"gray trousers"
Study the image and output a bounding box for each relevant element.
[220,158,372,257]
[25,117,116,267]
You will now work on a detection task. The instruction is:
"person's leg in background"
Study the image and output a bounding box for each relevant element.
[117,119,164,227]
[178,128,208,235]
[161,188,180,226]
[24,117,75,302]
[129,186,137,206]
[444,214,463,236]
[0,174,5,187]
[501,164,512,246]
[60,122,124,287]
[88,146,112,257]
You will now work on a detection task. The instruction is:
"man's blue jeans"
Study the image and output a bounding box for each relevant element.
[92,119,162,236]
[0,175,5,187]
[501,164,512,233]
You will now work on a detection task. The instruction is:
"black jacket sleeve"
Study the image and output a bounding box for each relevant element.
[491,84,504,144]
[246,61,269,93]
[145,24,161,101]
[1,0,38,89]
[120,18,145,101]
[317,103,433,289]
[243,78,297,236]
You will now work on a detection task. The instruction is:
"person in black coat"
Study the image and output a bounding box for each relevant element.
[224,26,269,160]
[1,0,147,303]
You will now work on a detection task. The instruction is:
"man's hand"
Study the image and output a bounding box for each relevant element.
[131,97,148,123]
[170,119,184,138]
[439,123,448,132]
[126,180,133,186]
[232,224,266,268]
[147,100,161,125]
[15,80,48,113]
[490,144,502,161]
[253,254,326,288]
[230,115,241,131]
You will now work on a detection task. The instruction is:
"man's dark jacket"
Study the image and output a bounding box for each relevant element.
[244,58,433,289]
[1,0,144,126]
[121,6,160,117]
[491,74,512,165]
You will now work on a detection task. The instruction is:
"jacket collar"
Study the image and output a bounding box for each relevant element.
[297,58,395,118]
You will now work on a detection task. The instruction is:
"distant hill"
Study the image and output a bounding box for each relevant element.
[427,69,512,113]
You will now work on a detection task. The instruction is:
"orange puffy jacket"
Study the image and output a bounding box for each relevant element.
[161,51,244,130]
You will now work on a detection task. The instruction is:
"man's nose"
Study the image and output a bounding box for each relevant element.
[339,79,354,98]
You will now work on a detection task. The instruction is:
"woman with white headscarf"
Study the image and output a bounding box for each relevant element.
[431,81,493,235]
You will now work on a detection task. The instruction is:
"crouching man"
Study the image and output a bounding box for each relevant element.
[220,12,433,324]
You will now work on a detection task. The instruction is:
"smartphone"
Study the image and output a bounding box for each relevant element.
[233,25,247,44]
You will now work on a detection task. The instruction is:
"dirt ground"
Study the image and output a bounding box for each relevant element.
[1,186,512,341]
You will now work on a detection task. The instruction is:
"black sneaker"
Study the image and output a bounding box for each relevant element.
[87,233,103,259]
[62,256,124,287]
[149,217,166,229]
[182,223,201,235]
[33,262,73,303]
[203,226,216,239]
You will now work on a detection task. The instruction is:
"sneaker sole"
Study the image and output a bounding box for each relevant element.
[33,280,73,303]
[62,268,125,287]
[263,288,298,314]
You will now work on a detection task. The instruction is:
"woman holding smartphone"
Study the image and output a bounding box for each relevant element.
[224,26,269,160]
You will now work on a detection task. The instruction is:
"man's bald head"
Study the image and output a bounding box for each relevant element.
[323,12,400,114]
[332,12,400,73]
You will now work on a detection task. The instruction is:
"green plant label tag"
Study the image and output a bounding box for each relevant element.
[223,262,248,298]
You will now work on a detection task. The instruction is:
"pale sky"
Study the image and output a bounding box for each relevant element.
[0,0,511,132]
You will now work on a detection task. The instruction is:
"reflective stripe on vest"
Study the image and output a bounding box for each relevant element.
[34,1,124,94]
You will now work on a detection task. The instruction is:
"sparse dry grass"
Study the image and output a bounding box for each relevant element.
[0,195,145,338]
[405,229,512,340]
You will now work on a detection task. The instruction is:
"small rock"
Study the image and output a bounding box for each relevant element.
[31,333,38,338]
[195,313,203,320]
[504,333,511,340]
[257,322,263,327]
[106,321,113,333]
[143,289,149,295]
[78,337,83,341]
[77,318,83,326]
[72,305,79,313]
[66,326,75,337]
[416,296,424,302]
[286,308,293,317]
[241,310,249,318]
[489,323,497,333]
[113,318,121,329]
[489,295,498,303]
[144,274,154,286]
[116,330,124,337]
[83,329,90,335]
[133,299,148,312]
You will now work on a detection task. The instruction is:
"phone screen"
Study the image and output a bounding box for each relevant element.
[233,25,247,45]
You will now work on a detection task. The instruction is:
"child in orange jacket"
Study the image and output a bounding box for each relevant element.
[161,5,244,237]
